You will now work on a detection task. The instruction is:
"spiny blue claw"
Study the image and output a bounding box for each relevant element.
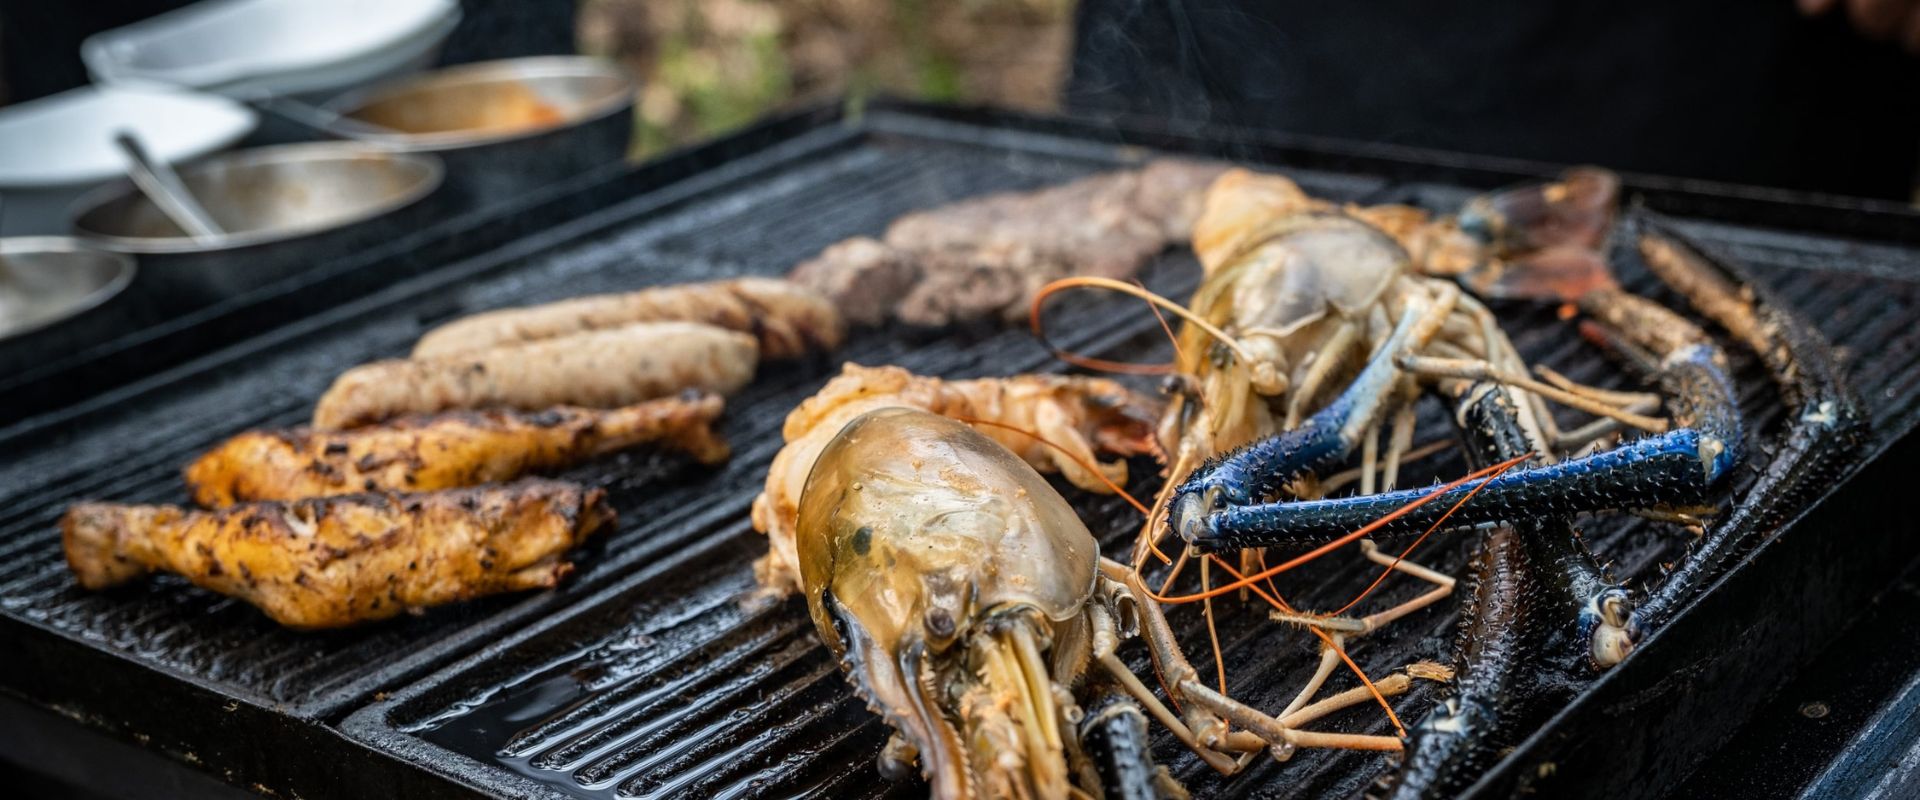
[1182,428,1737,553]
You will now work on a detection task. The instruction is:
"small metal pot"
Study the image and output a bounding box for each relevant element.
[69,142,443,309]
[320,56,636,205]
[0,237,137,379]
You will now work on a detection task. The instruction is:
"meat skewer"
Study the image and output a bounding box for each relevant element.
[187,392,730,507]
[411,277,846,360]
[789,158,1226,326]
[62,479,614,629]
[313,321,757,430]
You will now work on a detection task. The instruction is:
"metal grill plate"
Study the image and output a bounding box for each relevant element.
[5,103,1920,799]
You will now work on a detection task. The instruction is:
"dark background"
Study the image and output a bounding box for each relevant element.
[1068,0,1920,199]
[7,1,1918,199]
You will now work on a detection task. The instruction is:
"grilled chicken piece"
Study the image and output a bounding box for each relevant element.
[314,321,757,430]
[62,479,613,628]
[187,393,729,507]
[412,277,846,360]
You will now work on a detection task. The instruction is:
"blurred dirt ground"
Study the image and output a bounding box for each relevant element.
[577,0,1074,155]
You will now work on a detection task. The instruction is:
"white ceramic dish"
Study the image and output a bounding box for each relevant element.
[83,0,461,100]
[0,86,256,235]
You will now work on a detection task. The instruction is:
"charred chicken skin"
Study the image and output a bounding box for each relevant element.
[186,393,729,507]
[62,479,613,629]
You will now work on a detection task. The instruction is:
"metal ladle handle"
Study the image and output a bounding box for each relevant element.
[114,131,225,244]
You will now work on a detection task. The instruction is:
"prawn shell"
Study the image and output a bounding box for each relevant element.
[794,408,1098,658]
[1220,212,1408,338]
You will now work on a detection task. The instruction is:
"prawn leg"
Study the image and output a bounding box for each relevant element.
[1263,541,1457,714]
[1168,289,1458,542]
[1267,541,1455,635]
[1386,378,1630,798]
[1184,261,1745,554]
[1626,217,1869,632]
[1075,688,1184,800]
[1106,563,1426,762]
[1186,427,1727,551]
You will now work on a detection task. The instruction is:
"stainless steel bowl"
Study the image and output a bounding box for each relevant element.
[72,142,443,253]
[69,142,443,306]
[0,237,135,342]
[321,56,636,202]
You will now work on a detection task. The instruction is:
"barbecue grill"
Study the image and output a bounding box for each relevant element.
[5,101,1919,799]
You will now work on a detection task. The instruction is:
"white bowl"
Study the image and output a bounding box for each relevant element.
[0,85,257,235]
[83,0,461,100]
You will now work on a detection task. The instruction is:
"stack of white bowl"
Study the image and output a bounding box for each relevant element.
[0,0,461,235]
[82,0,461,101]
[0,86,256,235]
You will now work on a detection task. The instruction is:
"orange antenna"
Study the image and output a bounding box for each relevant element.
[1207,554,1409,738]
[1201,559,1229,696]
[1030,276,1256,375]
[1133,481,1181,571]
[950,415,1152,517]
[1137,278,1187,366]
[1325,454,1526,617]
[1143,453,1533,605]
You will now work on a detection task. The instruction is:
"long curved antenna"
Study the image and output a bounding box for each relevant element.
[1144,453,1532,604]
[1205,555,1409,738]
[949,415,1152,517]
[1324,454,1521,617]
[1031,276,1257,374]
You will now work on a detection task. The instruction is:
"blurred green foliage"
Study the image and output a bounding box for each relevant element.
[579,0,1072,157]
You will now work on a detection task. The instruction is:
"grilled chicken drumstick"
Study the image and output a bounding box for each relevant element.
[187,392,730,507]
[314,321,757,429]
[412,277,846,360]
[62,479,613,629]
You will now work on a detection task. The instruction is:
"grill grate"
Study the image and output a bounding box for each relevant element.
[5,105,1920,799]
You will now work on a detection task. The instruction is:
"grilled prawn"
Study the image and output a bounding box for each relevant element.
[1142,169,1743,666]
[751,363,1162,594]
[187,392,729,506]
[62,479,612,629]
[796,409,1434,799]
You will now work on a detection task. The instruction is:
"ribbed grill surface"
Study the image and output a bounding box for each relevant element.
[0,129,1373,719]
[6,115,1920,798]
[356,153,1920,797]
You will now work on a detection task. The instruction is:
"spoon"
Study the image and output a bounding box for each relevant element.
[114,131,224,244]
[254,95,404,138]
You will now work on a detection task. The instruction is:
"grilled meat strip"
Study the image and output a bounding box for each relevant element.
[188,393,729,507]
[412,277,846,360]
[62,479,613,629]
[789,158,1226,326]
[314,321,757,430]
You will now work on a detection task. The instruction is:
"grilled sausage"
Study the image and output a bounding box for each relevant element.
[313,321,757,430]
[411,277,845,360]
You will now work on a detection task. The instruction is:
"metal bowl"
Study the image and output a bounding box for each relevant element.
[69,142,443,307]
[321,56,635,203]
[0,237,135,343]
[72,142,443,253]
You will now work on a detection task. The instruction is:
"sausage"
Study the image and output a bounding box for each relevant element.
[314,321,757,429]
[411,277,845,360]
